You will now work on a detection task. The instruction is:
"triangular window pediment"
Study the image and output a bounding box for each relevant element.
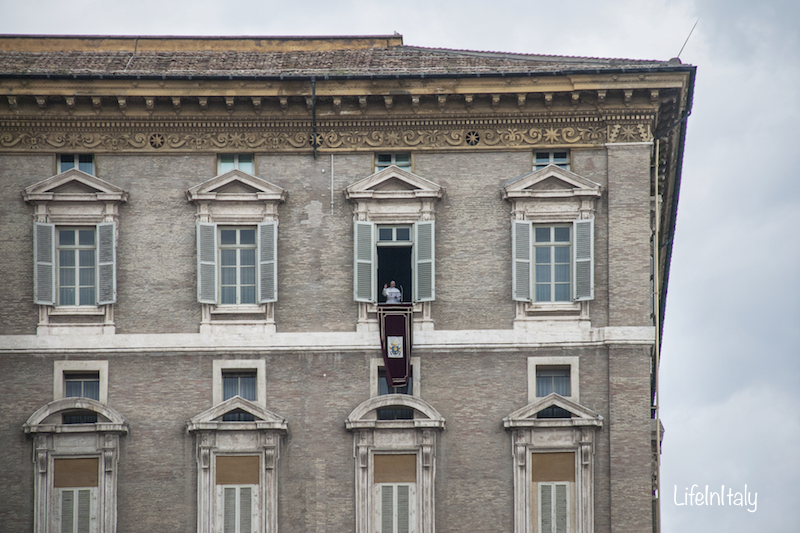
[23,169,127,202]
[503,393,603,428]
[345,165,444,200]
[502,165,601,200]
[187,169,286,202]
[187,396,288,432]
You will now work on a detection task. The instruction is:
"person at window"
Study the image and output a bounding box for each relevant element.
[382,280,402,303]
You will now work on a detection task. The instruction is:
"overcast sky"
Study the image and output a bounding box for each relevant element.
[2,1,798,531]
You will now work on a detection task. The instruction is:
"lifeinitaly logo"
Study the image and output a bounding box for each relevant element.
[673,485,757,513]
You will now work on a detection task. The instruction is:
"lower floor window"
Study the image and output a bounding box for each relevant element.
[220,485,256,533]
[378,483,414,533]
[532,453,574,533]
[59,488,94,533]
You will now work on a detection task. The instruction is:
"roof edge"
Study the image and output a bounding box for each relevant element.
[0,34,404,53]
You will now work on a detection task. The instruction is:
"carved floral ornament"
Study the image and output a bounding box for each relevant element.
[0,122,653,152]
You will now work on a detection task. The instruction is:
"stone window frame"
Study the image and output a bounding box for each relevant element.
[528,356,579,404]
[370,356,421,399]
[502,165,601,323]
[346,395,445,533]
[212,359,267,409]
[24,398,128,533]
[188,169,286,335]
[187,396,288,533]
[23,169,127,335]
[504,395,603,533]
[54,360,109,405]
[345,165,444,333]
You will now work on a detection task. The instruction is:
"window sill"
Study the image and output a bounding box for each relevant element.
[210,304,267,315]
[525,301,581,313]
[49,305,105,316]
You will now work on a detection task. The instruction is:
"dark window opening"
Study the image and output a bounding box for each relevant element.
[222,408,256,422]
[377,247,412,303]
[536,406,573,419]
[63,410,98,424]
[378,369,413,420]
[223,372,257,401]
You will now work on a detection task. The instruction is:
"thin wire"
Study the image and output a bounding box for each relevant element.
[678,19,699,58]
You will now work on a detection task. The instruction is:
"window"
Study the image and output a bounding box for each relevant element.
[514,220,593,304]
[375,153,411,172]
[354,221,434,304]
[25,398,128,533]
[536,367,571,418]
[529,357,579,404]
[534,225,572,303]
[65,372,101,400]
[54,361,109,404]
[504,393,602,533]
[188,381,287,533]
[25,172,125,334]
[59,154,94,174]
[56,227,97,306]
[374,454,416,533]
[532,453,574,533]
[223,371,257,421]
[346,396,444,533]
[197,223,276,306]
[503,165,600,320]
[216,456,259,533]
[213,360,266,409]
[219,154,255,174]
[188,172,286,334]
[533,151,569,171]
[378,369,413,420]
[219,227,258,305]
[54,458,99,533]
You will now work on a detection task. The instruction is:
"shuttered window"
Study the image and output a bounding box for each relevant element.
[59,489,93,533]
[353,221,435,304]
[538,483,569,533]
[378,484,413,533]
[197,222,278,305]
[34,223,117,306]
[512,219,594,303]
[221,485,255,533]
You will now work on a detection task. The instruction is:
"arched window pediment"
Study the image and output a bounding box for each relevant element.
[345,394,445,430]
[24,397,128,434]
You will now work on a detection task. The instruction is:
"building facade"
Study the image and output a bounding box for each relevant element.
[0,35,695,533]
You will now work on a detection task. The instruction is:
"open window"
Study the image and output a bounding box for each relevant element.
[188,169,286,334]
[504,395,602,533]
[503,165,601,325]
[187,395,287,533]
[346,166,444,332]
[24,398,128,533]
[346,395,445,533]
[24,169,127,335]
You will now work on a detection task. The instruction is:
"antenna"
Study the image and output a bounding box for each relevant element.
[677,18,699,59]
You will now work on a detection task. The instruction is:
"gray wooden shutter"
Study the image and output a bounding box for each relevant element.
[512,220,533,302]
[97,222,116,305]
[77,489,91,533]
[34,222,56,305]
[258,222,277,303]
[396,485,410,533]
[414,220,435,302]
[223,487,236,533]
[197,223,217,304]
[573,218,594,301]
[555,484,568,533]
[381,485,394,533]
[354,221,375,302]
[61,490,74,533]
[239,487,252,533]
[540,484,553,533]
